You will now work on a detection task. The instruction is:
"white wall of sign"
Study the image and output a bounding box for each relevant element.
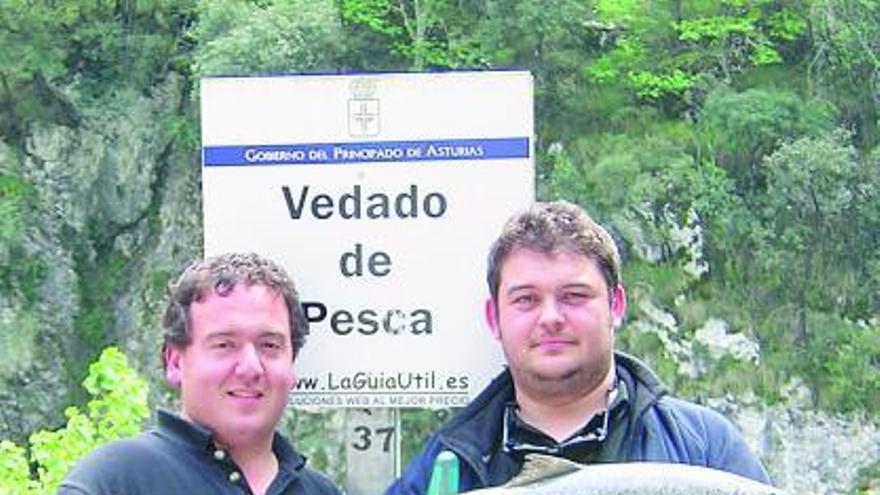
[201,71,534,409]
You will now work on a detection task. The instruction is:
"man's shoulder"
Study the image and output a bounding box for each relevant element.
[272,432,342,494]
[441,370,512,432]
[58,431,173,494]
[72,431,166,468]
[650,396,771,483]
[428,370,511,456]
[615,353,741,438]
[387,371,515,495]
[653,396,740,434]
[296,466,344,495]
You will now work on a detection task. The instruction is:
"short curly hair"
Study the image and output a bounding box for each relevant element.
[161,252,308,369]
[486,200,621,304]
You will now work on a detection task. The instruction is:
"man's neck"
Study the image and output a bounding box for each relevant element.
[514,367,615,442]
[225,439,279,495]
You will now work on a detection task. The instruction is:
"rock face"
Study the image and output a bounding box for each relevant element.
[0,77,201,441]
[732,402,880,495]
[630,298,880,494]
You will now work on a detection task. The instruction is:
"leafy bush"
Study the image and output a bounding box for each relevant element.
[801,314,880,414]
[0,347,149,494]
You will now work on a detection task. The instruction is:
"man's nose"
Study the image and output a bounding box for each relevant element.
[235,344,264,377]
[538,298,564,328]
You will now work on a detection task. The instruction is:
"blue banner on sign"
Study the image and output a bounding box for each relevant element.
[203,137,529,166]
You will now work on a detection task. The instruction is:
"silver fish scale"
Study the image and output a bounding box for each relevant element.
[466,457,785,495]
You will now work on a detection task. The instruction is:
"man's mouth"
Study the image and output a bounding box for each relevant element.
[534,339,574,350]
[228,390,264,399]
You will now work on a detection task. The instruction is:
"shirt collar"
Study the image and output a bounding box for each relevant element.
[156,408,215,452]
[502,375,626,456]
[155,408,306,473]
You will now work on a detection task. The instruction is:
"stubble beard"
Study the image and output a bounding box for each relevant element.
[512,350,613,403]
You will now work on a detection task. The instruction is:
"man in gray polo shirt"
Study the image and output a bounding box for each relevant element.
[59,252,341,495]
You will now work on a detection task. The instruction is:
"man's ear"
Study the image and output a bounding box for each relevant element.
[484,298,501,340]
[164,345,183,389]
[611,284,627,329]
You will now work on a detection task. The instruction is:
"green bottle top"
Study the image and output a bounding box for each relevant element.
[426,450,460,495]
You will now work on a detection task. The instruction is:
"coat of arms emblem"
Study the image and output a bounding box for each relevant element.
[348,78,380,137]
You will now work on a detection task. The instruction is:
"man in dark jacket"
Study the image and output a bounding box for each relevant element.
[60,253,341,495]
[387,201,770,494]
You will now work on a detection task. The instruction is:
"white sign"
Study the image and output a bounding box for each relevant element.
[201,72,534,408]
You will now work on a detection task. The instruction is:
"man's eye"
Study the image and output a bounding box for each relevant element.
[212,341,233,350]
[512,294,536,305]
[562,292,588,303]
[261,341,282,350]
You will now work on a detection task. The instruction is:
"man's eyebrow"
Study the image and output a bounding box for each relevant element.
[203,330,237,339]
[560,282,597,290]
[504,283,536,294]
[203,328,288,337]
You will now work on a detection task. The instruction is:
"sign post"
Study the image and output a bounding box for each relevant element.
[344,408,399,494]
[201,71,534,491]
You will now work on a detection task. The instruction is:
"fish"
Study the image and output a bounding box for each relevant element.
[463,454,785,495]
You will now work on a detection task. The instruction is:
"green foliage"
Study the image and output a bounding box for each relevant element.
[0,0,196,144]
[400,408,451,466]
[192,0,344,77]
[340,0,485,69]
[544,31,878,414]
[628,69,698,99]
[0,173,30,249]
[160,112,200,152]
[74,252,132,364]
[341,0,404,37]
[0,440,32,491]
[0,311,38,379]
[587,1,807,103]
[852,459,880,495]
[0,173,47,305]
[824,327,880,413]
[809,0,880,149]
[586,38,646,84]
[624,260,692,307]
[0,173,46,382]
[699,129,880,410]
[0,347,149,494]
[616,329,681,389]
[700,86,836,195]
[283,408,345,483]
[800,314,880,413]
[0,1,67,81]
[0,247,47,306]
[756,130,878,320]
[478,0,596,142]
[685,343,761,399]
[677,14,757,42]
[765,9,807,42]
[547,130,734,272]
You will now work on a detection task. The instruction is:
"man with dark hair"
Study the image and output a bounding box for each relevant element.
[387,201,771,494]
[60,252,341,495]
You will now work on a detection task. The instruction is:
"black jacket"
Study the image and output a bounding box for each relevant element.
[386,352,770,494]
